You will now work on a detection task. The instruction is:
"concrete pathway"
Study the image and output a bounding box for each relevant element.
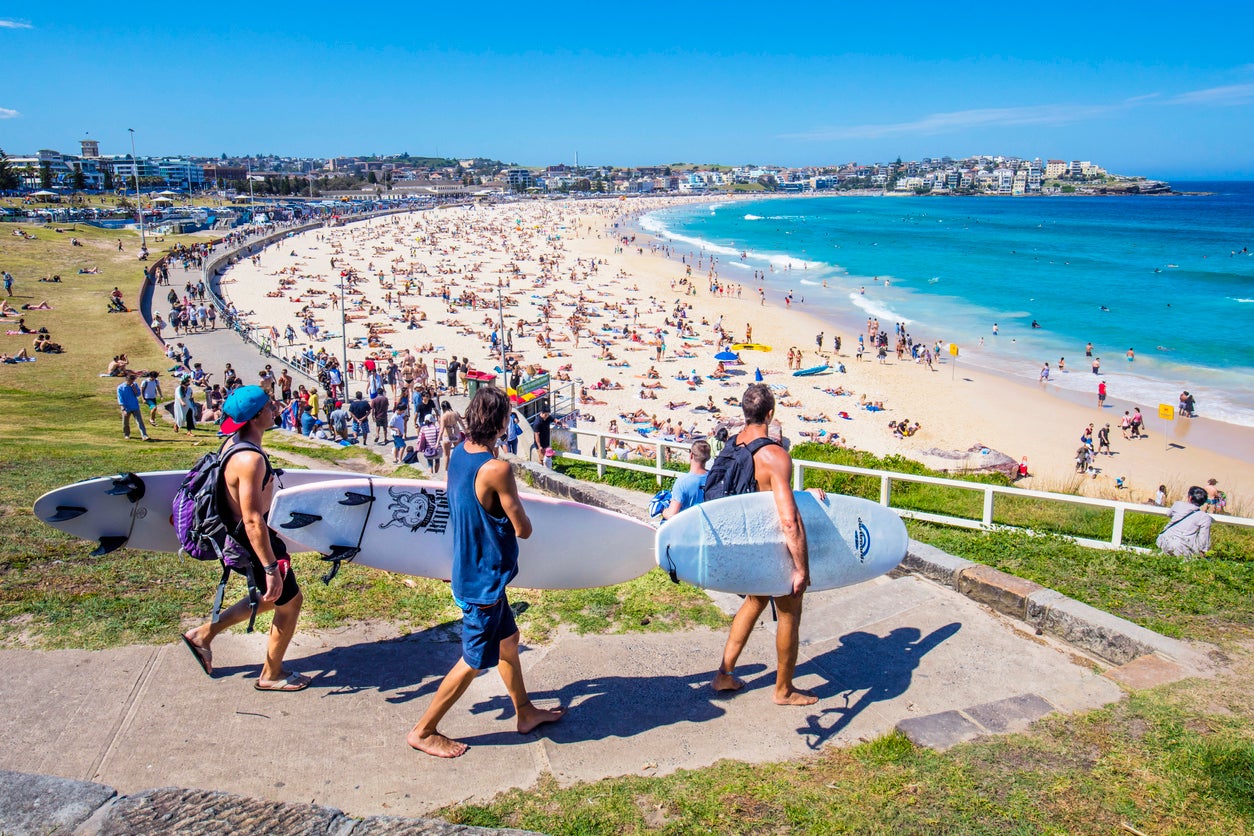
[0,570,1132,819]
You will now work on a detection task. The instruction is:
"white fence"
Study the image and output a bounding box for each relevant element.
[558,427,1254,552]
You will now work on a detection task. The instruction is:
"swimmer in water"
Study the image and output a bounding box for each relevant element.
[1100,305,1110,312]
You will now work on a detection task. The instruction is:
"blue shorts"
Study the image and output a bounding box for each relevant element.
[392,435,405,450]
[454,594,517,670]
[144,398,157,408]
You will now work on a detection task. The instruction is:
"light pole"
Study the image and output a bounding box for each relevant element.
[127,128,146,249]
[340,274,349,378]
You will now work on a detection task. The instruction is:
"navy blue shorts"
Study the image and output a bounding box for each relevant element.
[455,594,517,670]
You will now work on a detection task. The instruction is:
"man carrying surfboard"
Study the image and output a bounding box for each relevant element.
[712,383,818,706]
[407,386,564,758]
[180,386,310,692]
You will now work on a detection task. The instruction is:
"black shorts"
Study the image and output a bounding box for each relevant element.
[235,529,300,606]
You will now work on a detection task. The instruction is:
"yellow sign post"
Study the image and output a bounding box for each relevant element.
[948,344,958,380]
[1158,403,1175,452]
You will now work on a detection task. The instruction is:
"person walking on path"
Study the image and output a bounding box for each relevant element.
[140,371,164,428]
[116,372,152,441]
[712,383,818,706]
[180,387,310,691]
[407,386,563,758]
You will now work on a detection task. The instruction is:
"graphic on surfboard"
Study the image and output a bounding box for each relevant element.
[656,490,906,595]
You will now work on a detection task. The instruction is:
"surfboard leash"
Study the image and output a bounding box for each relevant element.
[321,477,375,584]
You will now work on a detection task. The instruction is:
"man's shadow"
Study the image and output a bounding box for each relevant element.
[208,623,465,703]
[454,664,769,749]
[796,623,961,749]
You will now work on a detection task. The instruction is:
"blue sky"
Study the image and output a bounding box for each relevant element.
[3,1,1253,178]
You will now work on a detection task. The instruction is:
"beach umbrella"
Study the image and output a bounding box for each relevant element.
[754,368,763,382]
[715,350,740,361]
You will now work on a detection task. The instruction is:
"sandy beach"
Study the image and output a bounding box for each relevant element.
[215,198,1251,508]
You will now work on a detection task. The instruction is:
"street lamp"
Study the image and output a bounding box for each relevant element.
[127,128,146,250]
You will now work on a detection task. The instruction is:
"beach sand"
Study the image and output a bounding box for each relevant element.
[214,198,1251,508]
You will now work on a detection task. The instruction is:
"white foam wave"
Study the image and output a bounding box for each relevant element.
[744,214,763,221]
[1232,297,1254,303]
[727,261,751,270]
[847,292,913,325]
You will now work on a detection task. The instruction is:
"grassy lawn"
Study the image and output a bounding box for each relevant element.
[437,672,1254,834]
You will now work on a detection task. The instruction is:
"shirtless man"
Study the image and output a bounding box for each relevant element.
[712,383,818,706]
[180,386,309,691]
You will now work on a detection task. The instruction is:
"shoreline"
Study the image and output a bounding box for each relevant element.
[632,196,1254,430]
[216,198,1251,508]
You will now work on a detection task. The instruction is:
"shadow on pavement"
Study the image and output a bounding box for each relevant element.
[796,622,962,749]
[460,664,770,746]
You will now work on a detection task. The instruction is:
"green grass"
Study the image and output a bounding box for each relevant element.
[907,523,1254,643]
[436,674,1254,834]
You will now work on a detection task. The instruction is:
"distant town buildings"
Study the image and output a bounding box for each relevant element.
[1,139,1166,198]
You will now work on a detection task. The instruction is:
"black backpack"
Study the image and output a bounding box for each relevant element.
[702,433,778,501]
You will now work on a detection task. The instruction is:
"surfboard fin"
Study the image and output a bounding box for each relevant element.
[339,491,374,506]
[320,545,360,585]
[91,536,128,556]
[47,505,88,522]
[106,473,146,503]
[279,511,323,530]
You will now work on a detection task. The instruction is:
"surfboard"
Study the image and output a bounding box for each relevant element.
[731,343,772,352]
[792,364,830,377]
[269,476,657,589]
[33,469,360,556]
[655,491,906,595]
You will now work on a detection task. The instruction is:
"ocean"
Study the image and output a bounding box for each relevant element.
[638,182,1254,427]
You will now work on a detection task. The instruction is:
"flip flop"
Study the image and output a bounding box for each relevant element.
[181,633,212,676]
[255,672,312,692]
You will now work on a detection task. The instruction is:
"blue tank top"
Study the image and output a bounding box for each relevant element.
[448,445,519,605]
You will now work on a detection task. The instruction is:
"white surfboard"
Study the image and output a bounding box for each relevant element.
[269,477,656,589]
[655,491,907,595]
[33,469,360,556]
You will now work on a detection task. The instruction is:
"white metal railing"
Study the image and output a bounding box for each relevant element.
[557,428,1254,551]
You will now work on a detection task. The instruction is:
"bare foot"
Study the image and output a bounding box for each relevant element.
[407,729,468,758]
[773,688,818,706]
[517,703,565,735]
[712,671,745,693]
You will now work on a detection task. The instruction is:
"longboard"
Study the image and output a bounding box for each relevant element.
[269,477,657,589]
[655,491,906,595]
[730,343,772,352]
[793,364,830,377]
[33,469,361,555]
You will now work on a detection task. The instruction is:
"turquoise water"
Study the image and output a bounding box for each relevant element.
[639,183,1254,427]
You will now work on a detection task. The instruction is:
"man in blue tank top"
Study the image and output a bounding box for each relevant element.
[407,386,564,758]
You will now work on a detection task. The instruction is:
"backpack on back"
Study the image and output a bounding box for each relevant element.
[172,439,267,632]
[702,433,778,502]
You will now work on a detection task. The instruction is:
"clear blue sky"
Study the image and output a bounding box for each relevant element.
[4,1,1253,178]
